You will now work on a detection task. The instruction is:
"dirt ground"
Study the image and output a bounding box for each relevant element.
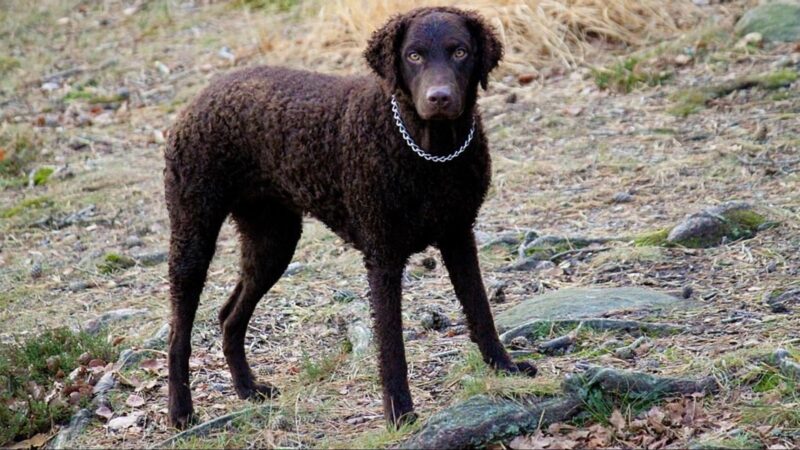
[1,1,799,448]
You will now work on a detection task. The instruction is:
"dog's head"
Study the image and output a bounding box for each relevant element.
[365,7,503,121]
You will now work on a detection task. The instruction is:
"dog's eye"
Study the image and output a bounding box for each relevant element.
[407,52,422,63]
[453,48,468,59]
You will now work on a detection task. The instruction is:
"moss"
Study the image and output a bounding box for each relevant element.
[722,208,766,232]
[669,89,710,117]
[0,56,20,75]
[758,68,798,89]
[0,196,53,219]
[31,167,53,186]
[97,253,136,274]
[632,228,670,247]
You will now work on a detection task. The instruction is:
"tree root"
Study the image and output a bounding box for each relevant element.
[399,366,717,449]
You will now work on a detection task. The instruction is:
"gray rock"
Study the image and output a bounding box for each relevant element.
[667,202,766,248]
[83,308,148,334]
[347,320,372,357]
[736,2,800,42]
[282,262,304,276]
[51,408,92,449]
[495,287,692,333]
[143,322,170,349]
[92,372,116,395]
[401,395,583,449]
[68,280,95,292]
[612,192,634,203]
[135,250,167,267]
[420,310,451,331]
[502,257,554,272]
[124,235,143,248]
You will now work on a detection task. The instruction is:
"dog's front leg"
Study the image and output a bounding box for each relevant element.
[365,258,417,428]
[438,228,538,377]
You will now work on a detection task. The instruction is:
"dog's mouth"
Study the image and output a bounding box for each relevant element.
[416,107,463,121]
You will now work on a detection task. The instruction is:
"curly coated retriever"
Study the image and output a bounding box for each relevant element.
[164,6,537,429]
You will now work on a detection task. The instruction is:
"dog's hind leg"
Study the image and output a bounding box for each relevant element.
[166,189,228,429]
[220,203,301,400]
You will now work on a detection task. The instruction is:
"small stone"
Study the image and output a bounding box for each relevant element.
[68,391,82,405]
[509,336,529,350]
[420,256,437,271]
[612,192,633,203]
[154,61,170,76]
[674,54,692,66]
[333,289,358,303]
[41,82,60,92]
[135,251,167,267]
[488,282,507,304]
[30,261,43,279]
[83,308,148,334]
[283,262,303,276]
[420,310,451,331]
[505,93,518,104]
[68,136,91,150]
[735,32,763,49]
[766,261,778,273]
[518,73,537,85]
[92,372,116,395]
[218,47,235,62]
[115,87,130,100]
[124,235,142,248]
[682,286,693,299]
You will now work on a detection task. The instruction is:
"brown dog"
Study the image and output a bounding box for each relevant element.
[164,6,536,429]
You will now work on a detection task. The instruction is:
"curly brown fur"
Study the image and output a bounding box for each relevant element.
[164,6,535,430]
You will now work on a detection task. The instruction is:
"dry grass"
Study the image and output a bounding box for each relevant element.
[279,0,703,74]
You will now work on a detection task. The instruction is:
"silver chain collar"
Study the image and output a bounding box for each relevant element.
[390,95,476,163]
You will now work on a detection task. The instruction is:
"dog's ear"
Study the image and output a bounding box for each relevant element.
[364,13,409,91]
[462,12,503,90]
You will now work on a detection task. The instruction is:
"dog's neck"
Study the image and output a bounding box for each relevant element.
[393,94,477,157]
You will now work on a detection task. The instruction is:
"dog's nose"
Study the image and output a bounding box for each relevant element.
[426,86,452,107]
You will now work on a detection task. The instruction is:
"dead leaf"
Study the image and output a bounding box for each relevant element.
[646,406,667,433]
[135,378,159,393]
[10,433,49,449]
[610,409,626,432]
[551,438,578,449]
[509,432,551,449]
[95,405,114,421]
[0,147,5,162]
[140,358,166,374]
[125,394,145,408]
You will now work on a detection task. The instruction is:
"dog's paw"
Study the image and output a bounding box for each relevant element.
[168,402,195,430]
[388,410,419,430]
[236,381,280,401]
[497,360,538,377]
[513,360,538,377]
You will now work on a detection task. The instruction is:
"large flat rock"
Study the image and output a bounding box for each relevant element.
[495,287,693,333]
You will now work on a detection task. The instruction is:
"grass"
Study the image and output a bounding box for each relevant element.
[632,228,670,247]
[592,57,672,93]
[670,68,799,116]
[0,196,53,219]
[300,345,348,383]
[96,253,136,275]
[294,0,702,74]
[0,124,40,182]
[0,327,116,444]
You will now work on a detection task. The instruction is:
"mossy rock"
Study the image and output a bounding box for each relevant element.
[666,202,768,248]
[97,253,136,274]
[735,3,800,43]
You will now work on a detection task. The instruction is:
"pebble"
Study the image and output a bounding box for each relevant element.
[124,235,143,248]
[69,281,95,292]
[509,336,529,349]
[135,251,167,266]
[420,310,451,331]
[612,191,633,203]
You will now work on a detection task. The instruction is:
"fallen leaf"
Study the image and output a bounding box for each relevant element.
[0,147,5,162]
[107,412,142,431]
[125,394,145,408]
[10,433,49,449]
[647,406,667,433]
[135,378,159,393]
[610,409,626,432]
[95,405,114,421]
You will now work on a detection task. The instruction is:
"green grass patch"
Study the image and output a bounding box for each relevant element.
[0,56,20,75]
[0,124,40,181]
[592,57,672,93]
[300,345,348,383]
[0,196,52,219]
[97,253,136,275]
[31,167,53,186]
[631,228,670,247]
[230,0,299,11]
[0,327,117,444]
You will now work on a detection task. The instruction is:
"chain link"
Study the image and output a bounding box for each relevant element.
[390,95,475,163]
